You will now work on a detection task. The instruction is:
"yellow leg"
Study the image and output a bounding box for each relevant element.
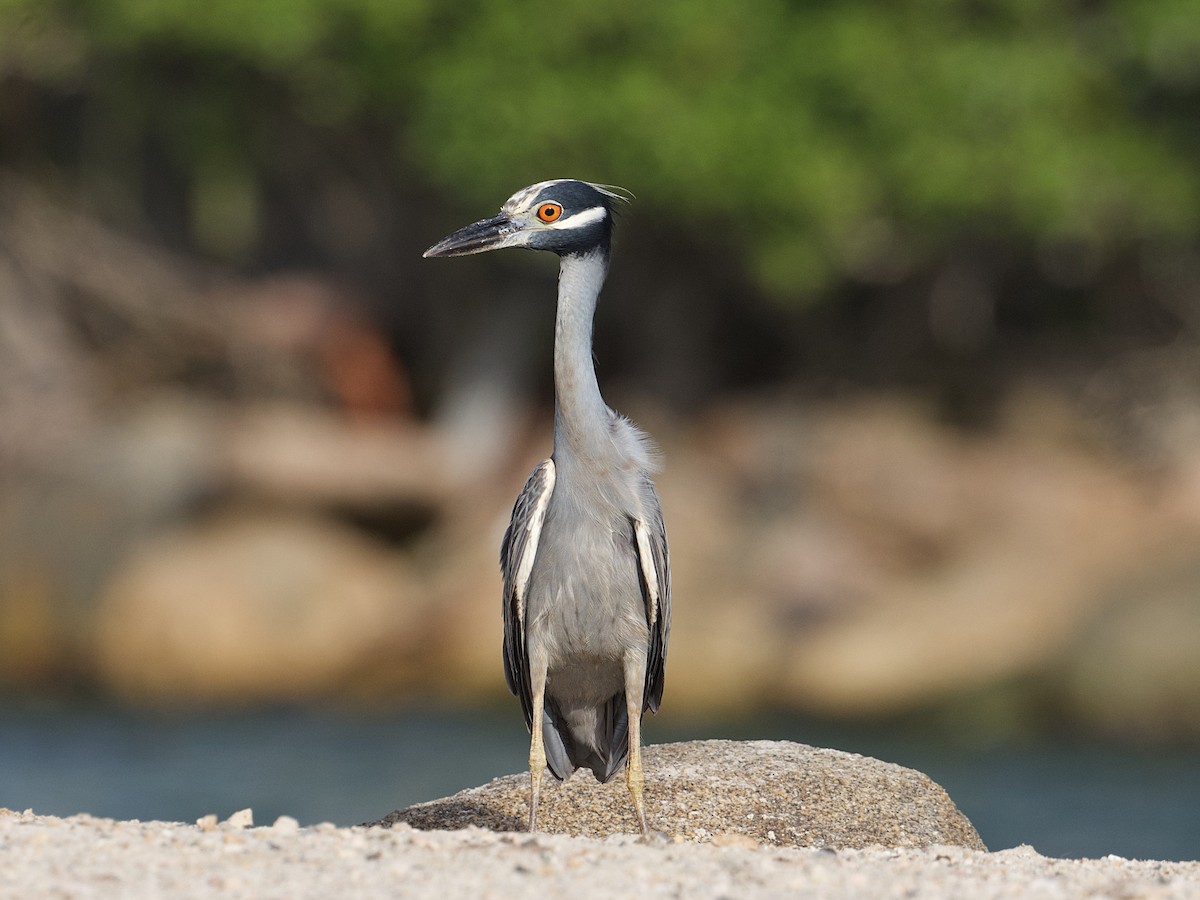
[528,673,547,833]
[626,693,649,836]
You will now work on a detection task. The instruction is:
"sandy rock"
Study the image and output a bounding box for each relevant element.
[367,739,986,850]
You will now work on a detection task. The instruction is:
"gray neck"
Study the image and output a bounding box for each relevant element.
[553,250,611,461]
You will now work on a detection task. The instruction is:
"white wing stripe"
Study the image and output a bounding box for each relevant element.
[514,461,556,614]
[633,517,659,630]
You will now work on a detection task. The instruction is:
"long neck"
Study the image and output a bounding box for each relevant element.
[553,250,611,461]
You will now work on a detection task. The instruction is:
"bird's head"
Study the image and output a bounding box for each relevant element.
[423,179,628,260]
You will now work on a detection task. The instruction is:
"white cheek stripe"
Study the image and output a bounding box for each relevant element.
[546,206,607,230]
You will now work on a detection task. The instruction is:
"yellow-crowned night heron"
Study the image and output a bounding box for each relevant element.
[424,179,671,835]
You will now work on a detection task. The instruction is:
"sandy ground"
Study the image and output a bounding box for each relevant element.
[2,809,1197,899]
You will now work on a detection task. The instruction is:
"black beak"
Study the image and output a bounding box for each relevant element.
[423,213,514,258]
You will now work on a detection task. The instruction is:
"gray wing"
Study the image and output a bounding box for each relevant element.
[632,476,671,713]
[499,458,556,730]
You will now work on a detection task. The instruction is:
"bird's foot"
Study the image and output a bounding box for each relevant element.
[627,762,649,836]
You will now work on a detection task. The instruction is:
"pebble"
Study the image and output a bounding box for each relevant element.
[223,809,254,829]
[271,816,300,834]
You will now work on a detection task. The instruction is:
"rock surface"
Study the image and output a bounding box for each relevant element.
[8,390,1200,738]
[93,512,426,704]
[368,740,987,850]
[2,808,1197,900]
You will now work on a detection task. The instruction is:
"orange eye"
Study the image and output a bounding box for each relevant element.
[536,202,563,223]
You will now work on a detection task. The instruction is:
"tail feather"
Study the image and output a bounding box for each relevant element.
[543,694,630,784]
[541,707,576,781]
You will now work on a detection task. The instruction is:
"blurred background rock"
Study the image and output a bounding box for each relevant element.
[2,0,1200,750]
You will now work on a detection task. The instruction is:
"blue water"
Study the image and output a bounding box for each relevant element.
[1,701,1196,861]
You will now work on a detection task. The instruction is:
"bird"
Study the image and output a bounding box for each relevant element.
[424,179,671,835]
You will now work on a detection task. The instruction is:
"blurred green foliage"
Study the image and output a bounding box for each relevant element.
[2,0,1198,299]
